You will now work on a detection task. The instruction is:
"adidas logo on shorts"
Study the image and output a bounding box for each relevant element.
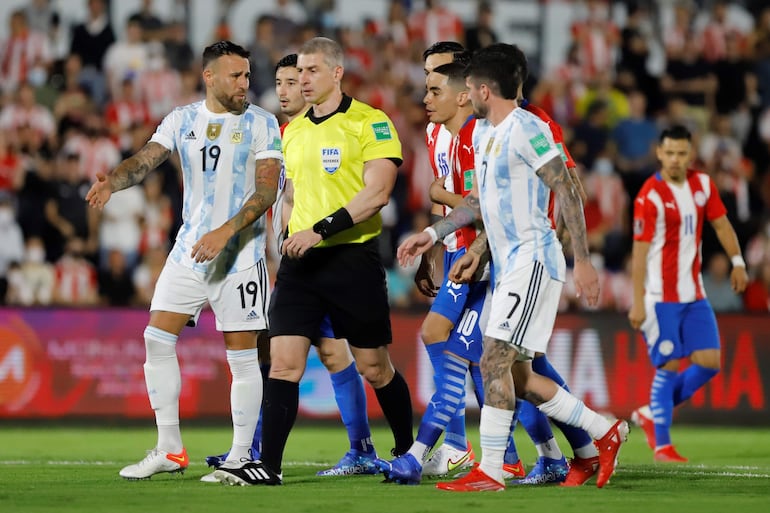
[245,310,260,321]
[498,320,511,331]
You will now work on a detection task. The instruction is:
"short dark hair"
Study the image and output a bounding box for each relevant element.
[432,62,468,91]
[202,40,250,69]
[422,41,465,61]
[452,50,472,68]
[275,53,298,73]
[659,125,692,143]
[464,44,525,100]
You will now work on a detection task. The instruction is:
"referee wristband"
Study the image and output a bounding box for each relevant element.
[424,226,439,245]
[312,207,354,240]
[731,255,746,268]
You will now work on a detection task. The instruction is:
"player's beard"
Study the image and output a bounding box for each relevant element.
[472,102,488,119]
[217,90,247,114]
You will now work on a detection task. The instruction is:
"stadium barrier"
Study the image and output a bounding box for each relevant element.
[1,308,767,425]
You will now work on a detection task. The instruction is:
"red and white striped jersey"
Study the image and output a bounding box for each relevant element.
[0,103,56,138]
[633,169,727,303]
[448,116,478,250]
[0,29,51,93]
[53,256,97,305]
[62,134,121,182]
[426,121,459,251]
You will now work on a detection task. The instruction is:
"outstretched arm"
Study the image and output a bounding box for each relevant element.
[711,215,748,294]
[86,142,171,210]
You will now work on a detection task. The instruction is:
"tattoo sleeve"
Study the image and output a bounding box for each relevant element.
[468,230,488,256]
[433,190,481,241]
[537,155,591,261]
[109,142,171,192]
[224,157,281,234]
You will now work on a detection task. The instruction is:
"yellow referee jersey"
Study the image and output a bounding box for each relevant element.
[282,95,402,246]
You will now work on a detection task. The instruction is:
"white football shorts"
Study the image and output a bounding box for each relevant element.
[151,257,270,332]
[484,260,563,360]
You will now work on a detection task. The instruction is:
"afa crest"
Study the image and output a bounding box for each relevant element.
[230,130,243,144]
[207,123,222,140]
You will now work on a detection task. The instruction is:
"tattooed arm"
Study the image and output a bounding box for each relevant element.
[86,142,171,210]
[432,186,482,241]
[448,230,490,283]
[536,155,590,262]
[537,155,600,306]
[191,157,281,263]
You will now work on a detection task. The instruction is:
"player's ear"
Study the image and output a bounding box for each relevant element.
[457,90,469,107]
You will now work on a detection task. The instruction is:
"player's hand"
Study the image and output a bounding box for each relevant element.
[85,172,112,210]
[191,226,232,263]
[731,265,748,294]
[282,228,322,259]
[572,258,600,307]
[449,252,480,284]
[397,231,435,268]
[429,175,448,204]
[414,256,439,297]
[628,302,646,330]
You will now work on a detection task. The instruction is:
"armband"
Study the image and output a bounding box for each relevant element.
[424,226,439,245]
[731,255,746,268]
[312,207,354,240]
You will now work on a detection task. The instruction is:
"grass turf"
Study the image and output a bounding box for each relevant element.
[1,423,768,513]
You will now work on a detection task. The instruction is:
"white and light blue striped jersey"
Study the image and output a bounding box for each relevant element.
[476,108,566,282]
[150,101,283,274]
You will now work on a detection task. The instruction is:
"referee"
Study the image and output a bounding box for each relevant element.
[216,37,414,485]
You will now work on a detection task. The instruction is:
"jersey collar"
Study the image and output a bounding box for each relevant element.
[305,94,353,125]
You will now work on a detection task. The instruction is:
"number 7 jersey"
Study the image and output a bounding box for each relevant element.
[150,100,283,274]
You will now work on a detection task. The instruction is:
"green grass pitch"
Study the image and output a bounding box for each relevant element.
[1,422,768,513]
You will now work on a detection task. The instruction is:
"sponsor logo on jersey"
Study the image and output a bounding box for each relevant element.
[529,133,551,157]
[371,121,392,141]
[322,147,341,173]
[207,123,222,140]
[463,169,474,191]
[184,130,197,140]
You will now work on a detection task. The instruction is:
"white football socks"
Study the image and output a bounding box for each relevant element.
[537,387,612,440]
[478,405,513,483]
[226,348,262,461]
[143,326,182,454]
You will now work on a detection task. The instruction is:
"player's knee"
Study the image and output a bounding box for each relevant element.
[690,349,720,370]
[420,318,451,345]
[357,361,394,389]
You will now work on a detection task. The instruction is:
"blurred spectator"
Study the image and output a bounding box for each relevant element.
[270,0,308,47]
[15,145,54,241]
[61,112,120,182]
[576,70,630,128]
[69,0,115,107]
[248,15,280,101]
[44,151,98,261]
[407,0,464,47]
[52,236,98,305]
[618,2,663,115]
[52,55,95,136]
[132,245,165,306]
[128,0,166,42]
[364,0,410,51]
[137,43,181,123]
[0,82,57,149]
[98,248,136,306]
[702,252,743,312]
[163,21,195,73]
[570,0,619,82]
[0,130,24,194]
[701,0,748,64]
[0,194,25,303]
[0,9,52,97]
[464,1,497,52]
[661,34,717,132]
[612,89,658,177]
[97,180,145,272]
[177,69,204,106]
[5,236,55,306]
[24,0,56,35]
[138,171,172,255]
[663,0,697,61]
[581,155,628,270]
[103,79,151,153]
[102,18,148,103]
[744,260,770,312]
[571,99,611,171]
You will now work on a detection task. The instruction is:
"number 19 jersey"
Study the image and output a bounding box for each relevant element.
[150,101,283,274]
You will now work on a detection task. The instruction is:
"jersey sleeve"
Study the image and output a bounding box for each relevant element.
[633,186,657,242]
[253,112,283,161]
[704,175,728,221]
[149,108,180,152]
[511,112,562,171]
[525,104,576,169]
[361,109,402,165]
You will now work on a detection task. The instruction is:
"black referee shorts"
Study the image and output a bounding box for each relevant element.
[268,238,392,348]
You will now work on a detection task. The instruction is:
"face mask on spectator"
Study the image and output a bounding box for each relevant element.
[0,207,14,226]
[594,158,613,176]
[27,247,45,264]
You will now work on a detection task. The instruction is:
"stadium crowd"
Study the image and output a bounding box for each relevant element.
[1,0,770,313]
